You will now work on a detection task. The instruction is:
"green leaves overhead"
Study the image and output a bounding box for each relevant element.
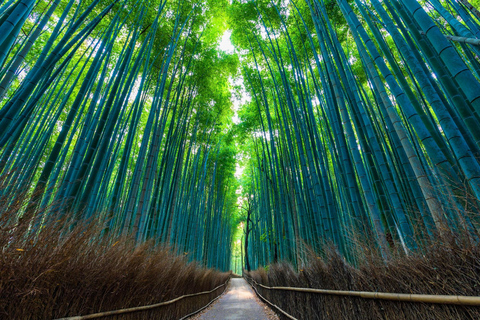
[2,0,480,272]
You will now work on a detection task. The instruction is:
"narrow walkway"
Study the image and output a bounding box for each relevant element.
[196,278,277,320]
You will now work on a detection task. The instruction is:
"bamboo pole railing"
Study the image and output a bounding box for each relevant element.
[248,278,298,320]
[54,278,230,320]
[247,277,480,306]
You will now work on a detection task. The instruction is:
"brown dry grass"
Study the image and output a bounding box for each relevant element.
[0,194,230,319]
[246,237,480,319]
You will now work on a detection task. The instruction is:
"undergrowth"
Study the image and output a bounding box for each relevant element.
[246,237,480,319]
[0,201,230,319]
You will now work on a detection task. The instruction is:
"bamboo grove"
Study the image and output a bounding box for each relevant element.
[0,0,240,271]
[3,0,480,273]
[230,0,480,268]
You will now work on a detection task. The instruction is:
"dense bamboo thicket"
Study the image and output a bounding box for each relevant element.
[230,0,480,268]
[4,0,480,318]
[0,1,238,318]
[0,0,239,270]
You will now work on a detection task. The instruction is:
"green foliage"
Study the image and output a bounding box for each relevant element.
[2,0,480,274]
[0,0,241,272]
[232,0,480,269]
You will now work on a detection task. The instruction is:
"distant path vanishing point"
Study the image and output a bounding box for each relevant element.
[195,278,277,320]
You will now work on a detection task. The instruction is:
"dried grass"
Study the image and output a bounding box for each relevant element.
[247,237,480,319]
[0,191,230,319]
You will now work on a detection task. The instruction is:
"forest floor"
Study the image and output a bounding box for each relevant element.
[191,278,278,320]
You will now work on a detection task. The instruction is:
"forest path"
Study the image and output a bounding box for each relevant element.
[194,278,278,320]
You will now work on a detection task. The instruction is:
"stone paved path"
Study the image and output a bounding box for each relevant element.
[196,278,275,320]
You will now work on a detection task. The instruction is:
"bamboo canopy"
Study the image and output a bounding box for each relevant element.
[1,0,480,271]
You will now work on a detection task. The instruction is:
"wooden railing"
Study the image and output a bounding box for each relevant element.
[55,278,230,320]
[245,275,480,320]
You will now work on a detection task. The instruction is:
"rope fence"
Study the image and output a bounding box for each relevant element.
[54,278,230,320]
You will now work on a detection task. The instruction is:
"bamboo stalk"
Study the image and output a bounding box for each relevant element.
[458,0,480,20]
